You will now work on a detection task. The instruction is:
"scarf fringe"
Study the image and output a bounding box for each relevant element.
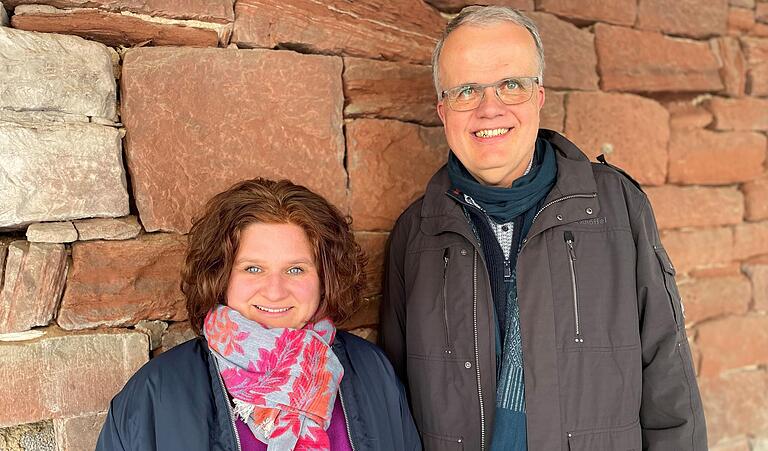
[232,398,256,423]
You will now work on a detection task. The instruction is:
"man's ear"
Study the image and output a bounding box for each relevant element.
[437,100,447,126]
[537,86,546,110]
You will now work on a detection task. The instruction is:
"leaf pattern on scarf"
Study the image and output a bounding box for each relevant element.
[295,425,331,451]
[205,308,249,357]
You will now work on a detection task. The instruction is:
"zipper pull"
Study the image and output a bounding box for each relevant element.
[504,260,512,279]
[564,231,576,261]
[443,248,450,277]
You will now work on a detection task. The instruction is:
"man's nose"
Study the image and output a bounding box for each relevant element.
[474,86,506,118]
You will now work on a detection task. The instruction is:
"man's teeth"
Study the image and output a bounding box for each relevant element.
[474,128,510,138]
[255,305,291,313]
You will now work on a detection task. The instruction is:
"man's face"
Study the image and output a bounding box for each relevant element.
[437,22,545,188]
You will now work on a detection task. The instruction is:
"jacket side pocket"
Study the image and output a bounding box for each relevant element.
[567,420,641,451]
[653,245,684,328]
[422,431,464,451]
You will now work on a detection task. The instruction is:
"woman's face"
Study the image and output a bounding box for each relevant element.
[225,222,322,329]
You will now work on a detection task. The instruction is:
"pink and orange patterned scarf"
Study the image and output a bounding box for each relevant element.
[204,305,344,451]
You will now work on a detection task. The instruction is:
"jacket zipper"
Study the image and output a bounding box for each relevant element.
[564,231,583,343]
[213,357,243,451]
[443,248,452,354]
[338,387,357,451]
[472,250,487,450]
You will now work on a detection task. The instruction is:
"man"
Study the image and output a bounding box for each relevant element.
[379,6,707,451]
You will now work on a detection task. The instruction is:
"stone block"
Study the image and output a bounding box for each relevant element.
[528,12,598,91]
[733,220,768,260]
[0,241,67,334]
[758,2,768,22]
[700,369,768,445]
[26,222,77,243]
[665,98,714,129]
[11,5,225,48]
[689,263,742,278]
[729,7,756,35]
[636,0,729,38]
[355,232,388,299]
[661,227,733,274]
[73,216,142,241]
[534,0,636,25]
[233,0,444,64]
[677,275,751,325]
[744,262,768,311]
[698,315,768,376]
[54,412,107,451]
[58,234,187,330]
[343,57,440,126]
[0,420,55,450]
[645,186,744,230]
[339,295,380,331]
[423,0,532,13]
[2,0,234,22]
[711,438,751,451]
[135,320,168,351]
[121,48,346,233]
[730,0,755,8]
[595,24,724,92]
[668,129,766,185]
[704,96,768,130]
[743,175,768,221]
[0,26,116,121]
[0,121,128,229]
[0,327,148,427]
[715,37,748,97]
[564,91,669,185]
[347,119,447,231]
[155,321,196,355]
[752,22,768,37]
[743,37,768,95]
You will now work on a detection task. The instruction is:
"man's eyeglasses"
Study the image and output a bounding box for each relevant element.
[440,76,540,112]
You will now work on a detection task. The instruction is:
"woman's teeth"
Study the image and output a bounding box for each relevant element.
[474,128,510,138]
[254,305,291,313]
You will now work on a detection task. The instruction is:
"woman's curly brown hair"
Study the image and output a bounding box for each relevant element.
[181,178,367,333]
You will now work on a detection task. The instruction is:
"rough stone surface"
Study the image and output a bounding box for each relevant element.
[135,320,168,351]
[711,438,751,451]
[343,57,439,126]
[73,216,142,241]
[636,0,729,38]
[339,296,380,331]
[744,262,768,311]
[0,121,128,229]
[758,2,768,23]
[233,0,444,64]
[122,48,346,233]
[715,37,748,97]
[347,119,447,231]
[677,275,751,325]
[0,242,67,334]
[700,369,768,445]
[595,24,724,92]
[733,221,768,260]
[645,186,744,229]
[11,5,224,48]
[528,12,598,90]
[53,412,107,451]
[743,37,768,95]
[668,130,766,185]
[0,420,55,451]
[0,26,116,121]
[0,327,148,426]
[156,321,196,355]
[355,232,388,299]
[58,233,187,330]
[348,327,377,343]
[26,222,77,244]
[665,99,714,129]
[535,0,636,25]
[661,227,733,274]
[2,0,234,22]
[752,22,768,37]
[423,0,532,13]
[743,175,768,221]
[689,263,742,279]
[1,2,8,26]
[540,90,565,132]
[729,7,756,35]
[730,0,755,8]
[704,96,768,130]
[698,315,768,376]
[564,91,669,185]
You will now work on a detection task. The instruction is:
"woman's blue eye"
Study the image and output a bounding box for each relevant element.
[287,267,304,275]
[245,266,262,273]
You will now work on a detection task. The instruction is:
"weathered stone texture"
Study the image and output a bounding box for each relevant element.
[347,119,447,230]
[528,12,598,90]
[677,275,751,325]
[668,130,766,185]
[729,7,756,35]
[730,0,754,8]
[343,58,439,126]
[0,121,128,229]
[698,315,768,376]
[135,320,168,351]
[743,175,768,221]
[743,37,768,95]
[704,96,768,130]
[0,241,67,334]
[758,2,768,23]
[2,0,235,22]
[0,327,148,426]
[58,233,187,330]
[661,227,733,274]
[714,37,748,97]
[54,412,107,451]
[424,0,532,13]
[700,369,768,444]
[233,0,444,64]
[73,216,142,241]
[355,231,388,299]
[339,296,380,330]
[665,99,714,129]
[636,0,729,38]
[535,0,636,25]
[156,321,196,354]
[733,221,768,260]
[121,48,346,233]
[0,26,116,121]
[26,222,77,243]
[564,91,669,185]
[0,420,55,451]
[540,90,565,133]
[646,186,744,229]
[595,24,724,92]
[744,262,768,311]
[11,5,224,48]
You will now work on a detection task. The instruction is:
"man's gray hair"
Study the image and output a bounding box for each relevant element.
[432,6,545,98]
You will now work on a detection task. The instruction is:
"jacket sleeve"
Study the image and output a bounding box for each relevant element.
[633,195,707,450]
[379,217,409,385]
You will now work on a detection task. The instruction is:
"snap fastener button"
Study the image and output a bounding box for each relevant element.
[464,361,472,369]
[460,249,468,256]
[586,208,593,214]
[556,214,563,221]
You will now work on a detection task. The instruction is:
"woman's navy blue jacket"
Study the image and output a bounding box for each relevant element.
[96,331,421,451]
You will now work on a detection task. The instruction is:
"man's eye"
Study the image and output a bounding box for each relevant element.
[245,266,262,273]
[503,79,521,90]
[287,267,304,275]
[457,86,476,98]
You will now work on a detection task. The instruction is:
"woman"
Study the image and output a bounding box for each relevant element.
[96,178,421,451]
